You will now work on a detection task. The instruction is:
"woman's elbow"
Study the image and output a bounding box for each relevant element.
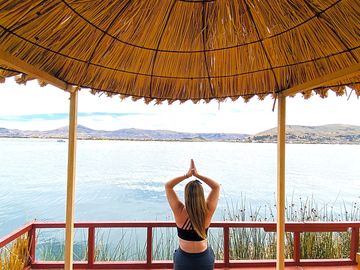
[164,182,172,190]
[213,183,220,190]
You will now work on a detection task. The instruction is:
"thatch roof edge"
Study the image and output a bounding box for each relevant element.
[1,74,358,105]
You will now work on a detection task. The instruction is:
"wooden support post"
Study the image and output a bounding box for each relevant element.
[293,232,301,264]
[88,227,95,267]
[28,227,36,265]
[64,89,78,270]
[224,227,230,267]
[350,227,359,263]
[276,95,286,270]
[146,227,152,267]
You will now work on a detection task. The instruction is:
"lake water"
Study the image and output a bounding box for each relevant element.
[1,138,359,237]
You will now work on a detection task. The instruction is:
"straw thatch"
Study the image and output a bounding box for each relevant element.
[0,0,359,103]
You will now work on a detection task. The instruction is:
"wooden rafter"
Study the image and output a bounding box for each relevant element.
[0,49,68,91]
[282,62,360,97]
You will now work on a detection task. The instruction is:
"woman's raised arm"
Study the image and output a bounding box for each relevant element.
[165,161,193,216]
[191,160,220,215]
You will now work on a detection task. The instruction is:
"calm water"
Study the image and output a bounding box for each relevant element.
[0,138,359,237]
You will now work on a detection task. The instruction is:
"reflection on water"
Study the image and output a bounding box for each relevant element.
[0,138,359,237]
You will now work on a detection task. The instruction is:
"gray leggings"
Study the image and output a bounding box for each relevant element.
[173,247,215,270]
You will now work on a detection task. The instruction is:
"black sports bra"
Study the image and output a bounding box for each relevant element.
[176,217,208,241]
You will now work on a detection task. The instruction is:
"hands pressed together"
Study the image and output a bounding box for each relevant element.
[185,159,199,178]
[165,159,219,215]
[165,158,219,214]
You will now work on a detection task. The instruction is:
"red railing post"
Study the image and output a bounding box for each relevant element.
[223,226,230,267]
[146,226,152,267]
[28,226,36,265]
[293,231,301,264]
[88,227,95,267]
[8,221,360,269]
[350,227,359,263]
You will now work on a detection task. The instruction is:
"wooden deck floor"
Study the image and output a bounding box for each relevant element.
[31,266,359,270]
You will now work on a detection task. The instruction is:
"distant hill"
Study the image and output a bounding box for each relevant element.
[1,124,359,144]
[249,124,360,144]
[0,125,247,142]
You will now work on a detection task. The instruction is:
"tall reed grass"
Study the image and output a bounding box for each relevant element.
[35,196,360,262]
[223,195,360,260]
[0,234,30,270]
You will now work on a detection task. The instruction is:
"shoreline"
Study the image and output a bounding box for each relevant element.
[1,136,359,145]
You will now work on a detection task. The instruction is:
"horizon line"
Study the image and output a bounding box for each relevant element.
[1,123,359,135]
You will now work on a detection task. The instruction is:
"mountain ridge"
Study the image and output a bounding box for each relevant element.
[0,124,359,144]
[0,125,247,141]
[251,124,360,144]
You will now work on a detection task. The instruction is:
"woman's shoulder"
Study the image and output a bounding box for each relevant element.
[175,208,189,226]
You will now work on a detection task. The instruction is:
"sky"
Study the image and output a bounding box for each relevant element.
[0,78,359,134]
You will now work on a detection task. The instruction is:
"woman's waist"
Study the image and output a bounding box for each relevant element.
[179,238,208,253]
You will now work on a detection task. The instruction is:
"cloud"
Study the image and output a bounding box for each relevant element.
[0,114,68,122]
[0,112,146,122]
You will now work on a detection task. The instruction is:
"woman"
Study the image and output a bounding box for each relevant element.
[165,159,220,270]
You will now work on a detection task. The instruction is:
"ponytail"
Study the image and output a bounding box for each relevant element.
[185,180,208,239]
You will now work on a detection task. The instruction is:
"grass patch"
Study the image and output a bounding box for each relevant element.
[0,234,30,270]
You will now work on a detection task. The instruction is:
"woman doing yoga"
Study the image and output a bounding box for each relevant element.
[165,159,220,270]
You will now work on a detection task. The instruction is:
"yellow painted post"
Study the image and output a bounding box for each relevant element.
[357,252,360,270]
[277,95,286,270]
[64,88,78,270]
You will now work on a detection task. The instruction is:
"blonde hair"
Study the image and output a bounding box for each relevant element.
[184,180,208,239]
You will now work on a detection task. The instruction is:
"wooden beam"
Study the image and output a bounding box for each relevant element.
[282,62,360,97]
[64,89,78,270]
[0,49,68,90]
[276,95,286,270]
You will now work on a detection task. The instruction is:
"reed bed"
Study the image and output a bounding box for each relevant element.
[0,234,30,270]
[35,196,360,261]
[223,195,360,260]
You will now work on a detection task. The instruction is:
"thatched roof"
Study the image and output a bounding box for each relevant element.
[0,0,359,103]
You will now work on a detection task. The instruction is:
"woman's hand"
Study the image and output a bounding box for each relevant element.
[185,159,194,178]
[190,159,198,177]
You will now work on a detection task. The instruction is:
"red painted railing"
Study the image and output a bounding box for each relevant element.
[0,221,359,269]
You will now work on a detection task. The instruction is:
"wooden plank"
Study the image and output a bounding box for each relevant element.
[29,258,356,269]
[0,222,33,248]
[146,227,152,266]
[350,227,359,263]
[276,95,286,270]
[299,258,354,266]
[64,89,78,270]
[293,232,300,264]
[282,62,360,97]
[0,49,68,90]
[224,227,230,266]
[27,266,359,270]
[31,220,360,229]
[31,220,275,229]
[87,227,95,267]
[28,228,36,265]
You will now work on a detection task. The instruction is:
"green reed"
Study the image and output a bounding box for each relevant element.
[37,196,360,262]
[223,195,360,260]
